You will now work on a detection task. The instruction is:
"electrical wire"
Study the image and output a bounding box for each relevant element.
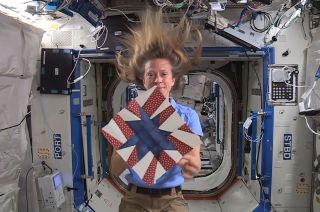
[242,115,264,143]
[256,137,262,180]
[213,7,253,32]
[72,144,79,179]
[67,49,82,84]
[300,13,308,41]
[250,12,272,33]
[56,0,74,11]
[284,80,313,88]
[32,0,74,15]
[89,22,108,49]
[96,24,108,49]
[107,8,140,23]
[41,161,53,174]
[33,1,48,15]
[153,0,194,13]
[23,0,46,4]
[252,62,264,110]
[78,58,92,78]
[305,116,320,136]
[89,24,103,39]
[281,66,315,88]
[244,51,264,110]
[0,111,31,132]
[67,52,92,85]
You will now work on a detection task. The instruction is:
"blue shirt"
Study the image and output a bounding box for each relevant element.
[125,98,203,188]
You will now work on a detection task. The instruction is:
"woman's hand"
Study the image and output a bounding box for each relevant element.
[177,145,201,179]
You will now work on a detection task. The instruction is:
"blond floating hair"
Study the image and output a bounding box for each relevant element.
[116,9,202,90]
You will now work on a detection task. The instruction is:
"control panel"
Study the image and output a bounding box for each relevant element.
[268,64,298,105]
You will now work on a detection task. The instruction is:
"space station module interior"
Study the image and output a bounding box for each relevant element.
[3,0,320,212]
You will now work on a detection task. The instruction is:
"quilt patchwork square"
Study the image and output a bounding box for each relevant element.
[102,86,201,185]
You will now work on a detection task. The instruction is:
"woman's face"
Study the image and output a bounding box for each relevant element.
[143,58,175,99]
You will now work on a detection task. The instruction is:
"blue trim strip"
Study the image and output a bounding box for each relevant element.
[70,51,85,207]
[251,111,258,180]
[201,47,265,58]
[254,47,275,211]
[77,47,265,60]
[237,123,243,176]
[86,115,93,177]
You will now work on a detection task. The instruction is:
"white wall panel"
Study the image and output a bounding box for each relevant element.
[271,106,313,208]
